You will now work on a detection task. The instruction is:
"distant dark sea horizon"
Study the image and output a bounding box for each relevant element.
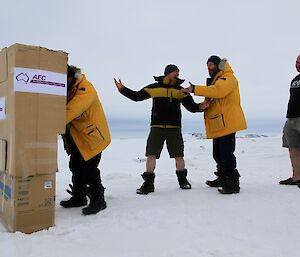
[107,117,285,138]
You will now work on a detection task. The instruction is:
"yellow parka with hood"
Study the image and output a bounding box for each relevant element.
[66,74,111,161]
[194,59,247,139]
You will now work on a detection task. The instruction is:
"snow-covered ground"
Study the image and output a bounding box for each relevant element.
[1,133,299,257]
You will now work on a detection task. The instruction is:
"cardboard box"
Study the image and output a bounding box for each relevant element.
[0,172,56,233]
[0,43,68,233]
[0,43,68,176]
[0,139,7,172]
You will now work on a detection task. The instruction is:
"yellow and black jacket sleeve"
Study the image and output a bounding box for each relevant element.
[119,76,202,128]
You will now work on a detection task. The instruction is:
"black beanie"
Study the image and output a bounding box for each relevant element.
[207,55,221,65]
[67,65,81,78]
[67,65,76,78]
[164,64,179,75]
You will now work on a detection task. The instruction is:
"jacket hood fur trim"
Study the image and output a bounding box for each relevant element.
[218,58,228,71]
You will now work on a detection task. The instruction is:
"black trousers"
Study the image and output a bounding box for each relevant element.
[213,133,238,177]
[68,138,103,199]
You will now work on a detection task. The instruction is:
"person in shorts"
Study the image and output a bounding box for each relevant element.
[114,64,208,194]
[280,54,300,186]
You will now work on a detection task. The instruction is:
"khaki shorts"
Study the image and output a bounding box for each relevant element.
[145,127,184,159]
[282,118,300,149]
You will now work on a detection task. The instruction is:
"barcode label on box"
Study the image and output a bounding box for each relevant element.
[44,180,52,189]
[0,97,5,120]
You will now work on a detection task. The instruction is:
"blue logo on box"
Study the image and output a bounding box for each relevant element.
[0,180,12,200]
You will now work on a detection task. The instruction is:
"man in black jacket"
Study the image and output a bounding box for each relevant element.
[280,54,300,186]
[114,64,207,194]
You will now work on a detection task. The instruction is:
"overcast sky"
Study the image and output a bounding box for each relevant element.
[1,0,300,125]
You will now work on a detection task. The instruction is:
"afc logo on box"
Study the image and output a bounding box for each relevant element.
[16,73,47,84]
[33,74,46,81]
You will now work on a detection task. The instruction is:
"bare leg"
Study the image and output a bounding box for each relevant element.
[137,156,156,195]
[146,155,156,173]
[175,157,185,171]
[289,148,300,181]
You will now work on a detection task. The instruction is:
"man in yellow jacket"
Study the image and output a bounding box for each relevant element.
[182,56,247,194]
[60,65,111,215]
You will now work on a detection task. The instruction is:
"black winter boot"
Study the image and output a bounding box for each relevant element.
[60,196,87,208]
[82,186,107,215]
[136,172,155,195]
[206,171,225,187]
[176,169,192,189]
[218,171,240,194]
[60,184,87,208]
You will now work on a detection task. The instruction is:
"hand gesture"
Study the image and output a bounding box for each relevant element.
[201,98,212,110]
[114,78,124,90]
[181,82,194,93]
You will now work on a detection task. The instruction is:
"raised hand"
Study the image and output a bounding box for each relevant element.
[114,78,124,90]
[181,81,194,93]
